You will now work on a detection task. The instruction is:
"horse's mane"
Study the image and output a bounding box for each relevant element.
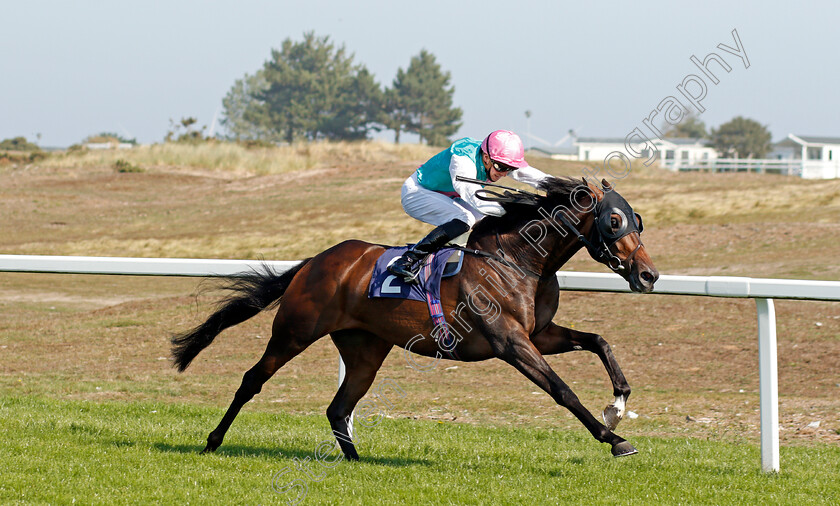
[472,176,591,236]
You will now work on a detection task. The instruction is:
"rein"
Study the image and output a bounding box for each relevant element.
[455,176,541,206]
[451,175,550,279]
[449,233,550,281]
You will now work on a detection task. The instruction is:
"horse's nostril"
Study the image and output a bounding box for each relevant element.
[640,271,655,284]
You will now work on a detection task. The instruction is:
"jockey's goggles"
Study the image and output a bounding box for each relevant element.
[491,161,516,173]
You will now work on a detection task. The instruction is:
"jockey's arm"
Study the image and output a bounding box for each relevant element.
[449,155,506,217]
[508,165,551,187]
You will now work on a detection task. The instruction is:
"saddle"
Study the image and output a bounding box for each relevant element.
[368,246,463,302]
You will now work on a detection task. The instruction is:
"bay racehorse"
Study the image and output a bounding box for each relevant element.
[172,177,658,459]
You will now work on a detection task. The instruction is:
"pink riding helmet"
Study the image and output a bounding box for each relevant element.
[481,130,528,169]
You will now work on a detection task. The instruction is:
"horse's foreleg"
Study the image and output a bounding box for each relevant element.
[498,336,637,457]
[326,330,393,461]
[531,323,631,431]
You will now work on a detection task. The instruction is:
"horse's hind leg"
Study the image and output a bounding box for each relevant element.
[531,322,631,431]
[201,324,316,454]
[326,330,393,461]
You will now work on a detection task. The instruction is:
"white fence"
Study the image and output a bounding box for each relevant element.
[3,254,840,473]
[661,158,840,179]
[662,158,803,176]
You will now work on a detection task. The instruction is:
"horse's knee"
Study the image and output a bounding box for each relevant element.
[585,334,619,357]
[585,333,608,352]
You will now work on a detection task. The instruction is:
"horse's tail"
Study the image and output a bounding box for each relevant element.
[171,259,312,372]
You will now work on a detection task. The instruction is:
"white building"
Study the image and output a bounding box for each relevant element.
[527,146,579,161]
[769,134,840,179]
[536,133,840,179]
[83,142,135,150]
[574,137,717,168]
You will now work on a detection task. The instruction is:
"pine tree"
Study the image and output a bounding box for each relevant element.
[382,85,410,144]
[386,50,462,146]
[222,32,383,143]
[220,70,276,141]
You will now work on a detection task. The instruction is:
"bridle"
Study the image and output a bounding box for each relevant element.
[552,195,644,274]
[460,176,645,275]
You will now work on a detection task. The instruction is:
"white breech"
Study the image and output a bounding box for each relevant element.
[400,173,483,229]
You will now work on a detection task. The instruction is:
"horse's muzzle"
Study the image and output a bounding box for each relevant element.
[630,266,659,293]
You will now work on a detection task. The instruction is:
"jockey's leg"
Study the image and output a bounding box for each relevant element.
[392,173,479,283]
[388,219,470,283]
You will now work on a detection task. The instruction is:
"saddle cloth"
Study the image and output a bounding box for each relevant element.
[368,246,463,301]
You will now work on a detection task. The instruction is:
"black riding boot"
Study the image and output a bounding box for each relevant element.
[388,219,470,283]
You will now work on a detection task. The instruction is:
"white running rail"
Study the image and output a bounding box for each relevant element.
[3,254,840,472]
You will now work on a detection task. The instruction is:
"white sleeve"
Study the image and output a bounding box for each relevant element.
[449,155,506,217]
[509,164,551,188]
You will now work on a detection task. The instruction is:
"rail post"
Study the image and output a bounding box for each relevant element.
[755,298,780,472]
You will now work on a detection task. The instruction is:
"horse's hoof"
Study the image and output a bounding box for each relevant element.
[340,447,360,461]
[611,441,638,458]
[200,441,220,454]
[603,405,622,431]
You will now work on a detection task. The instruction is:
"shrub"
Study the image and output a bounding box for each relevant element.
[238,139,276,149]
[85,132,137,145]
[113,159,144,173]
[0,136,41,152]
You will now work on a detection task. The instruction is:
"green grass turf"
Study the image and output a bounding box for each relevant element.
[2,395,838,505]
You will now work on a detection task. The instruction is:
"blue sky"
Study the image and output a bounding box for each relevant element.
[1,0,837,147]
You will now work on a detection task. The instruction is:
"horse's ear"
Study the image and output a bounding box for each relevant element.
[601,179,612,190]
[584,177,604,199]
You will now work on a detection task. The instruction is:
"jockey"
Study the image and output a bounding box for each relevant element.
[389,129,551,283]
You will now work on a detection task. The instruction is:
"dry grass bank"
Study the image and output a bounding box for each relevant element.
[31,140,437,176]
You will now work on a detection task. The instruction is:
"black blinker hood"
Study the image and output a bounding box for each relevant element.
[596,188,643,240]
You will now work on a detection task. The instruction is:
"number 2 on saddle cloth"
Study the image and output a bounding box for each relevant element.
[368,246,463,359]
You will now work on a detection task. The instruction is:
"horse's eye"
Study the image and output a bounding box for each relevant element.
[611,216,620,229]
